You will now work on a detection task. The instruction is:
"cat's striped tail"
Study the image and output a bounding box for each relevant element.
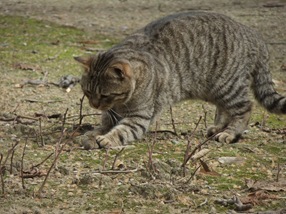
[252,63,286,114]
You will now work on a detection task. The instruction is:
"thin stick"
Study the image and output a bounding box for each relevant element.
[182,138,192,177]
[202,105,208,129]
[111,148,125,170]
[10,149,15,174]
[21,137,28,189]
[61,108,69,130]
[37,128,66,196]
[79,95,85,126]
[21,170,46,178]
[149,130,177,136]
[183,133,215,168]
[185,165,201,184]
[102,150,109,171]
[55,108,69,167]
[0,154,4,195]
[0,115,38,122]
[65,113,101,120]
[276,163,281,182]
[147,121,158,175]
[182,116,202,176]
[32,152,54,168]
[95,168,138,174]
[2,141,19,167]
[169,106,177,135]
[39,117,44,146]
[37,108,69,196]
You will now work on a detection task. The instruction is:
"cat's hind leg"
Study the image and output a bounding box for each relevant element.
[207,107,231,137]
[215,101,252,144]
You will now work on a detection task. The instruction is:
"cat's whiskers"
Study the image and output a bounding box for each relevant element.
[110,109,123,119]
[107,109,122,125]
[106,111,116,126]
[123,104,131,115]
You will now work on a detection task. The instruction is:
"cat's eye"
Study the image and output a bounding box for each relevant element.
[113,67,124,79]
[110,92,125,96]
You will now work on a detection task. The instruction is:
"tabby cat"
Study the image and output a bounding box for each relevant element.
[75,11,286,149]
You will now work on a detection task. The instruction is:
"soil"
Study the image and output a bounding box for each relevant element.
[0,0,286,213]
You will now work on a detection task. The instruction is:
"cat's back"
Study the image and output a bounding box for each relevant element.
[141,11,261,48]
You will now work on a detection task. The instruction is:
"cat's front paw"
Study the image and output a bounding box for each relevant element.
[95,135,121,149]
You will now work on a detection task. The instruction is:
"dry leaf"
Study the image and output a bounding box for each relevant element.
[191,149,210,161]
[13,62,41,71]
[199,160,220,176]
[177,194,193,206]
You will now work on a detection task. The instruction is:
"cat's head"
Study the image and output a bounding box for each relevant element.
[75,53,135,111]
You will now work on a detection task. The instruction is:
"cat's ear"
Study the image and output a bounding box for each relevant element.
[74,56,92,72]
[110,61,132,80]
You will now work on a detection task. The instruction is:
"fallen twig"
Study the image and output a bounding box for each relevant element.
[2,141,19,168]
[66,113,101,120]
[39,117,44,146]
[111,148,125,170]
[146,122,159,177]
[37,128,67,196]
[24,99,63,104]
[0,154,4,196]
[94,168,139,174]
[0,115,37,125]
[169,106,177,135]
[10,149,15,174]
[185,165,201,184]
[102,150,109,171]
[32,152,54,168]
[276,163,281,182]
[182,116,202,176]
[182,134,214,168]
[21,136,28,189]
[34,113,62,119]
[0,141,20,196]
[21,168,47,179]
[202,105,208,129]
[79,95,85,126]
[261,127,286,135]
[198,198,208,208]
[37,108,69,197]
[149,130,177,136]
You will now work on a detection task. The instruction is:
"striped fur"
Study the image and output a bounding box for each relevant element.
[75,11,286,148]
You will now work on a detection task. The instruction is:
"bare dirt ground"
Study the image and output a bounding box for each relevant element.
[0,0,286,213]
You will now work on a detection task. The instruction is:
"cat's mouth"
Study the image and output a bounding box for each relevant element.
[91,103,113,111]
[89,100,113,111]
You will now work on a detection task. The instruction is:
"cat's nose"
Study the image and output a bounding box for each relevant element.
[89,99,100,109]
